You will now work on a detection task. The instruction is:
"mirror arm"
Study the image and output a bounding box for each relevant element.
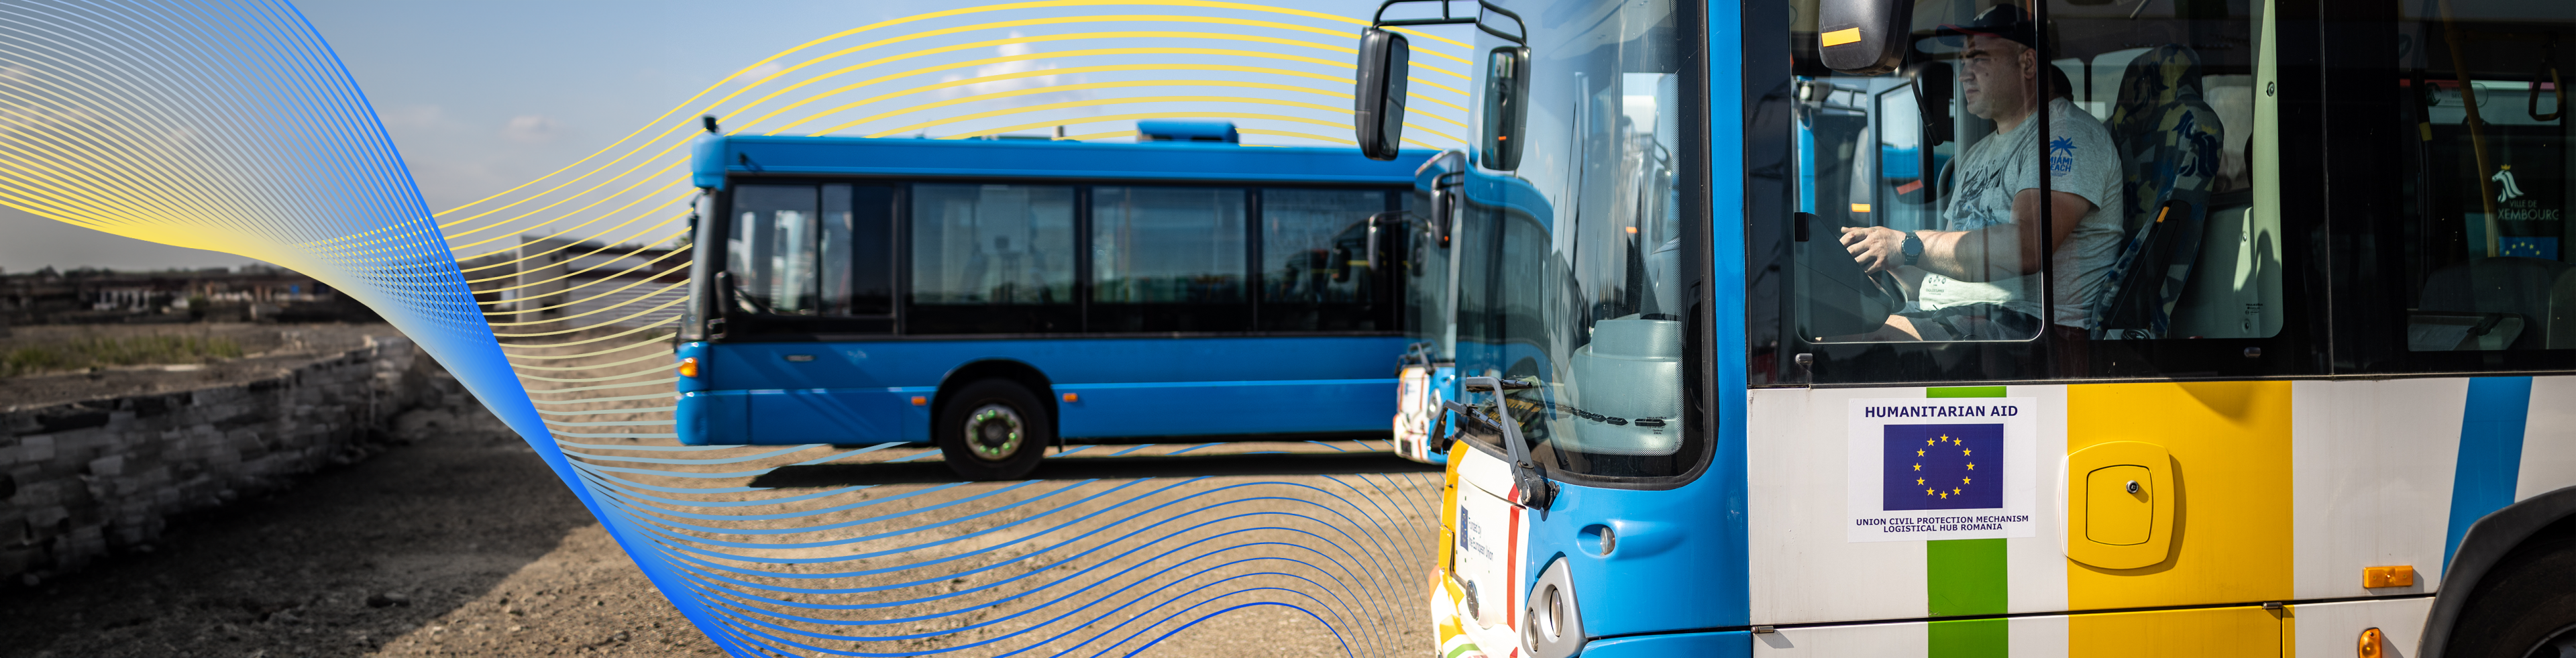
[1371,0,1526,44]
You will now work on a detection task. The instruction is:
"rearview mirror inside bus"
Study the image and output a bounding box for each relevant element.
[1817,0,1913,75]
[1354,28,1411,161]
[1481,46,1530,171]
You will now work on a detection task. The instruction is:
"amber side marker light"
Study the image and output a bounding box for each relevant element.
[911,396,929,406]
[2359,627,2383,658]
[2363,565,2415,588]
[1063,393,1079,402]
[677,357,698,378]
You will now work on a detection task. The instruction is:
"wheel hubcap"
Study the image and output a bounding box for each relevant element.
[2528,622,2576,658]
[963,404,1024,461]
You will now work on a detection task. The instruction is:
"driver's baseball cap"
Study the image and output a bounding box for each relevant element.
[1935,5,2037,50]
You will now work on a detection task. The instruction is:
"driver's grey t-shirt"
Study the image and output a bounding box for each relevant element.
[1914,97,2125,329]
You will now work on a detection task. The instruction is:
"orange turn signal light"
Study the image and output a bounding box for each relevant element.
[2359,627,2383,658]
[910,396,928,406]
[1063,393,1079,402]
[2362,565,2414,588]
[677,357,698,378]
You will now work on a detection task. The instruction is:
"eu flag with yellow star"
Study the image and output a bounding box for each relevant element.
[1884,424,2003,510]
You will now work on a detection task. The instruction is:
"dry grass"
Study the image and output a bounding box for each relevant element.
[1,335,245,377]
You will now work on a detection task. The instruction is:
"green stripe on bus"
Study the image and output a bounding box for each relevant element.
[1927,386,2009,398]
[1929,617,2009,657]
[1928,538,2008,616]
[1927,386,2008,657]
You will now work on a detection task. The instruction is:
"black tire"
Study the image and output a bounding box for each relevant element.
[2445,533,2576,658]
[934,379,1050,480]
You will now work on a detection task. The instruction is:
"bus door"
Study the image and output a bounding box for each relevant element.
[683,182,904,445]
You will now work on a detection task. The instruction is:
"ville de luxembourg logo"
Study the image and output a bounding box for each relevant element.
[1846,398,2039,543]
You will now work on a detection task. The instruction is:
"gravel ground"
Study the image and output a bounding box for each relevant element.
[0,325,1446,657]
[0,396,719,657]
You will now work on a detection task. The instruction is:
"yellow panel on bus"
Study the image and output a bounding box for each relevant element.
[2067,382,2294,610]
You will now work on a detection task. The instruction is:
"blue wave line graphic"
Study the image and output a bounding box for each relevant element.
[2,2,1456,655]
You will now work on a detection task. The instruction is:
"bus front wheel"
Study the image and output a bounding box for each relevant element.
[2443,531,2576,658]
[935,380,1050,480]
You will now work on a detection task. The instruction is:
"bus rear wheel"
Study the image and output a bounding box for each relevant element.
[935,380,1050,480]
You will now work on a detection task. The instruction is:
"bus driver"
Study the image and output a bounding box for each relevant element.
[1836,6,2124,353]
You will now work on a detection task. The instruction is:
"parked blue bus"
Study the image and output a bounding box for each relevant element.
[1358,0,2576,657]
[673,119,1434,479]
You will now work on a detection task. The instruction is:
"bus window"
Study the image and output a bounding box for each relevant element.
[727,185,821,314]
[908,184,1077,334]
[2392,1,2571,354]
[1776,0,2280,382]
[1087,186,1249,332]
[1260,188,1391,331]
[1872,80,1945,235]
[818,184,896,317]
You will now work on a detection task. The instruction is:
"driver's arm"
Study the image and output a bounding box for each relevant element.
[1841,188,2093,282]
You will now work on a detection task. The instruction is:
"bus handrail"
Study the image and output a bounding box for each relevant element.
[2534,62,2563,122]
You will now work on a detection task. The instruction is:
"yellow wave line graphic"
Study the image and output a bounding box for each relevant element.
[505,335,678,362]
[433,0,1470,224]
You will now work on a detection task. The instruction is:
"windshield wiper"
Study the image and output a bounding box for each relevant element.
[1451,376,1554,508]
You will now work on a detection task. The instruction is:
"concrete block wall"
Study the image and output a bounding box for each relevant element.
[0,336,449,584]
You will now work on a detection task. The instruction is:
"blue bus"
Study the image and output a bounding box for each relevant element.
[672,119,1434,479]
[1358,0,2576,657]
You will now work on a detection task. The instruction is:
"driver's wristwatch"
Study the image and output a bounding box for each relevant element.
[1900,232,1924,266]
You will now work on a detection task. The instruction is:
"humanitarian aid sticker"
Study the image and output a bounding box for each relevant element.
[1847,398,2039,542]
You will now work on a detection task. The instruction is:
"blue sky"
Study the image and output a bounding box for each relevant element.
[0,0,1430,271]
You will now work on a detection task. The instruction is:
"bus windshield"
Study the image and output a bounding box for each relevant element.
[1439,0,1700,483]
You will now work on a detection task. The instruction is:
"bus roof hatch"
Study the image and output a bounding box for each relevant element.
[1136,119,1239,144]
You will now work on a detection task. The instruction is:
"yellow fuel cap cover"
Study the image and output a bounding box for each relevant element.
[2062,441,2176,569]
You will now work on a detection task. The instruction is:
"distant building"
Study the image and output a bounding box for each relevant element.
[1,265,374,325]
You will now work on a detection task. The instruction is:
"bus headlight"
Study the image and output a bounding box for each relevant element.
[1521,558,1585,658]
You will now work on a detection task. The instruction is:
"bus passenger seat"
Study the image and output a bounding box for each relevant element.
[2418,256,2574,351]
[2092,45,2226,340]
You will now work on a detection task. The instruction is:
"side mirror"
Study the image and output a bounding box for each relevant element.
[1354,28,1411,161]
[1481,47,1530,170]
[1364,211,1399,275]
[1817,0,1915,76]
[1432,171,1464,248]
[708,270,737,339]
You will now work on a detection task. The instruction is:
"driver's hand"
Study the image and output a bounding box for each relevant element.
[1841,226,1904,274]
